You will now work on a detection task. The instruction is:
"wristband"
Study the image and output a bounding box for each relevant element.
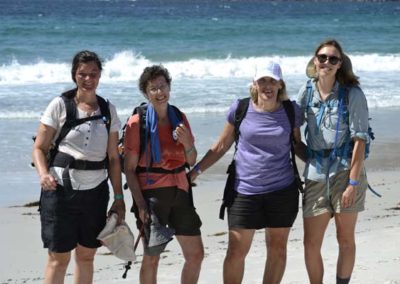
[193,164,202,175]
[114,193,124,200]
[185,145,195,155]
[348,179,360,186]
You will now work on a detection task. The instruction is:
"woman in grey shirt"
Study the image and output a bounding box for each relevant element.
[297,39,370,284]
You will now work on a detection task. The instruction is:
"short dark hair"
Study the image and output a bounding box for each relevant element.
[138,65,172,94]
[71,50,102,83]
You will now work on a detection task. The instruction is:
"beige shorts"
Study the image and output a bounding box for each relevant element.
[302,169,367,218]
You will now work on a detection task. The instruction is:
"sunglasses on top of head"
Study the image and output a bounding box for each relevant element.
[316,54,341,65]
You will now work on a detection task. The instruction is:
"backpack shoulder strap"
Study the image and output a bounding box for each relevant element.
[170,104,184,121]
[55,89,78,148]
[96,95,111,134]
[282,100,295,131]
[135,103,149,158]
[55,90,112,153]
[45,89,78,165]
[61,89,77,122]
[282,99,304,193]
[305,79,314,114]
[234,98,250,145]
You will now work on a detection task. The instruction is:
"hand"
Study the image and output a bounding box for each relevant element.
[138,206,150,225]
[108,199,126,225]
[341,185,357,208]
[189,169,199,182]
[175,123,191,147]
[40,173,58,191]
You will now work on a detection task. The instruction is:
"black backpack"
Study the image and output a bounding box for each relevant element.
[32,88,111,166]
[219,98,303,219]
[32,88,111,191]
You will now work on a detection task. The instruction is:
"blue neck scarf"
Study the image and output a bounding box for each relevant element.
[145,104,182,165]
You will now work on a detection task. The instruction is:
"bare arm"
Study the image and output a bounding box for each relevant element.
[107,131,126,223]
[342,138,365,208]
[190,122,235,181]
[175,123,197,166]
[32,123,58,190]
[293,127,307,162]
[124,151,149,224]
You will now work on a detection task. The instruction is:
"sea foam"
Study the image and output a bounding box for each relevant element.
[1,50,399,85]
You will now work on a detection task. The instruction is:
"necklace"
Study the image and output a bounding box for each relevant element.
[75,92,98,114]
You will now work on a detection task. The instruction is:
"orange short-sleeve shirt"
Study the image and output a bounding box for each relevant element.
[124,112,194,192]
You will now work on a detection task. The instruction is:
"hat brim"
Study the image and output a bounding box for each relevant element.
[254,72,281,82]
[306,53,352,78]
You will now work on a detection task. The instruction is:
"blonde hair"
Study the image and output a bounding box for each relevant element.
[249,80,289,104]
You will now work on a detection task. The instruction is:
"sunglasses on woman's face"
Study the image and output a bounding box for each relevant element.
[316,54,341,65]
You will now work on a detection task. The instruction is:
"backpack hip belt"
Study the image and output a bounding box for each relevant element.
[51,151,108,170]
[135,164,186,174]
[307,145,349,159]
[50,151,108,191]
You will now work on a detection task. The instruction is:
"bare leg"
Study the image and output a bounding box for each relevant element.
[263,227,291,284]
[140,254,160,284]
[44,251,71,284]
[223,229,255,284]
[176,235,204,284]
[303,213,331,284]
[74,245,97,284]
[335,212,358,279]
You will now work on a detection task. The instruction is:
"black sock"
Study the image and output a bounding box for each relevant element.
[336,276,351,284]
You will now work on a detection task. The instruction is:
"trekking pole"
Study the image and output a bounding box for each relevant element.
[122,225,144,279]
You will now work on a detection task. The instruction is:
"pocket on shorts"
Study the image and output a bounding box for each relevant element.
[40,190,60,246]
[40,190,59,221]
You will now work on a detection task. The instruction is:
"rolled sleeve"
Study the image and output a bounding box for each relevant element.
[296,83,308,126]
[348,86,369,142]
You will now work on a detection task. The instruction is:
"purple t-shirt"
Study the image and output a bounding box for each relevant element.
[227,99,302,195]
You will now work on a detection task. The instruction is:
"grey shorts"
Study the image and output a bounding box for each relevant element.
[302,169,367,218]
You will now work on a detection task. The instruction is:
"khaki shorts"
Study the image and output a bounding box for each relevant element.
[302,169,367,218]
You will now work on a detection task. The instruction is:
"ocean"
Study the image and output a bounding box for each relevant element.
[1,0,399,206]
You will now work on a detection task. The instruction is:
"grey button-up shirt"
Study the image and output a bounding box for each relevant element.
[297,80,370,182]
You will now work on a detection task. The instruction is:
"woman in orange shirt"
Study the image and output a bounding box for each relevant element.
[124,65,204,284]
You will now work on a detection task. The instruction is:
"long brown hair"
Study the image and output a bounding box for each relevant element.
[307,39,360,86]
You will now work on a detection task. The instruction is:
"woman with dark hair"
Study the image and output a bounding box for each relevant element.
[124,64,204,283]
[191,62,303,284]
[32,50,125,283]
[297,39,370,284]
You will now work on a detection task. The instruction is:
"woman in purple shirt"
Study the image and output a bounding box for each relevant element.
[191,62,304,284]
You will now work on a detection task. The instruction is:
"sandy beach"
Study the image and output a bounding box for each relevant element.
[1,162,399,284]
[1,1,399,283]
